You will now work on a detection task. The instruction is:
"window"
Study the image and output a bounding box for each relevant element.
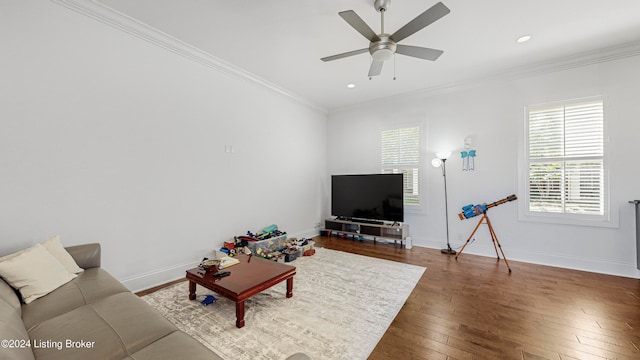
[525,99,605,219]
[381,126,420,206]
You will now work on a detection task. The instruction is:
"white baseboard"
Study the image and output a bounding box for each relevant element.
[413,237,640,279]
[120,228,320,292]
[120,261,199,293]
[120,235,640,292]
[292,228,320,240]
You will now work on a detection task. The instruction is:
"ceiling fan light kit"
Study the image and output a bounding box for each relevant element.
[321,0,450,78]
[370,37,396,61]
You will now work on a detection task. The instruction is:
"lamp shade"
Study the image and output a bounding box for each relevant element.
[436,151,452,160]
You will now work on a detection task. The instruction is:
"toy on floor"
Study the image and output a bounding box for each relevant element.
[201,295,216,306]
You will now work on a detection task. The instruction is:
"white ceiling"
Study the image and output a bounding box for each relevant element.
[98,0,640,111]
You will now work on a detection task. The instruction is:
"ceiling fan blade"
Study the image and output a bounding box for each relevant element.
[368,60,384,77]
[396,45,444,61]
[339,10,380,42]
[390,2,450,43]
[321,48,369,62]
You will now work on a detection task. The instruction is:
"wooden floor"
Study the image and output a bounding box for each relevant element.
[312,236,640,360]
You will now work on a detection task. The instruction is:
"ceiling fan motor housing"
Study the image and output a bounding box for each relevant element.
[321,0,449,77]
[369,35,397,61]
[374,0,391,13]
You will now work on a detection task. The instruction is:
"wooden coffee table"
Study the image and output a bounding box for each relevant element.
[186,254,296,328]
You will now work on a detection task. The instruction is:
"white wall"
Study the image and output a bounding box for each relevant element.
[328,55,640,278]
[0,1,327,290]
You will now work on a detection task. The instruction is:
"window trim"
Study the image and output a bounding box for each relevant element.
[380,120,426,214]
[518,96,615,228]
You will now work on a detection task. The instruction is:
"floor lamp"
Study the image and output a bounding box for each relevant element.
[432,152,456,255]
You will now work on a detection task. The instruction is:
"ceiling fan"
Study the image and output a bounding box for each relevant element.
[321,0,450,77]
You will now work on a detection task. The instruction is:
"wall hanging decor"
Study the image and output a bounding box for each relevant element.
[461,137,476,171]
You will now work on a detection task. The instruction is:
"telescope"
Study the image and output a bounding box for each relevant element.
[456,194,517,272]
[458,194,517,220]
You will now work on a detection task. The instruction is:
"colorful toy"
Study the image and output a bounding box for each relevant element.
[221,242,236,256]
[263,224,278,233]
[201,295,216,306]
[250,225,287,241]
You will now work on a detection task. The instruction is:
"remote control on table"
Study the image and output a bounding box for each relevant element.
[212,271,230,278]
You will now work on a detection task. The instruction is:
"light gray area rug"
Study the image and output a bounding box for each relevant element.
[141,247,425,360]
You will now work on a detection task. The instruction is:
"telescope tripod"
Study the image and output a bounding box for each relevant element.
[456,212,512,273]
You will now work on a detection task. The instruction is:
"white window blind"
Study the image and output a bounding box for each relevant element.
[381,126,420,206]
[527,100,604,216]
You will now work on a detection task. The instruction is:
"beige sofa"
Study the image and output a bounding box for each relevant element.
[0,243,222,360]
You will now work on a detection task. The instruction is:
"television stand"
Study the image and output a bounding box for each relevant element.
[324,218,409,247]
[351,218,384,225]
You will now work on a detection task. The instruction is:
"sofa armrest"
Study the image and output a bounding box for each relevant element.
[65,243,101,269]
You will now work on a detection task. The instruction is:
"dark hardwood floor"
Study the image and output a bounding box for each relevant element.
[312,236,640,360]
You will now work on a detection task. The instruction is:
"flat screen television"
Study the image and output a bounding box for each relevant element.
[331,174,404,223]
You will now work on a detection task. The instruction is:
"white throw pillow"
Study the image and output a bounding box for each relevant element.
[42,236,84,273]
[0,246,30,263]
[0,243,77,304]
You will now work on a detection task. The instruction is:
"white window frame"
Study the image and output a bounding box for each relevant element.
[381,122,425,212]
[518,96,613,227]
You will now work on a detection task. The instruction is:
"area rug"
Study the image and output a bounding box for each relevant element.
[141,247,425,360]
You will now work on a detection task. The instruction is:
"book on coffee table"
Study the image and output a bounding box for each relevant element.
[218,256,239,269]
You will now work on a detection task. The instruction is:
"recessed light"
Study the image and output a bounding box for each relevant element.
[347,83,356,89]
[516,35,532,44]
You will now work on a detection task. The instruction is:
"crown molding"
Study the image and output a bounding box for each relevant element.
[51,0,640,116]
[492,39,640,81]
[51,0,327,115]
[330,40,640,115]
